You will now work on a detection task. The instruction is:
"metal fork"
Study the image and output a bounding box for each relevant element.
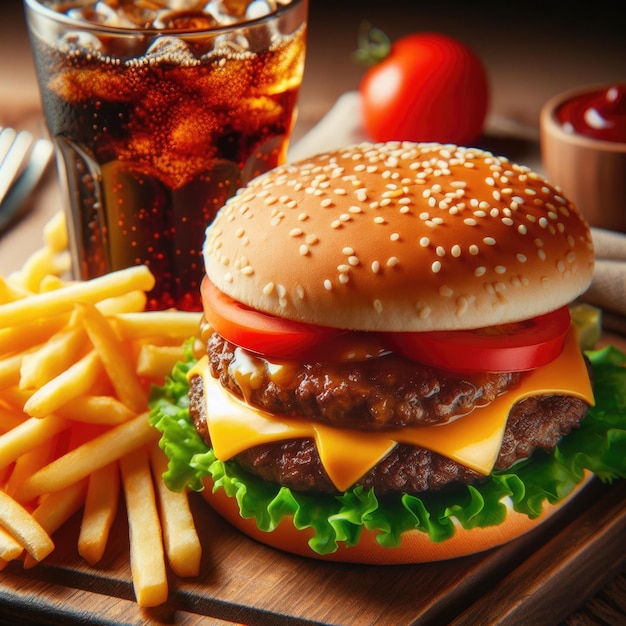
[0,127,54,235]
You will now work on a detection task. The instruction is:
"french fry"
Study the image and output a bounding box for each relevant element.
[120,447,168,608]
[0,276,27,304]
[0,386,33,413]
[0,526,23,562]
[114,310,201,341]
[0,351,28,391]
[17,247,71,294]
[78,462,120,566]
[57,395,135,425]
[20,324,87,390]
[24,350,103,419]
[23,479,88,569]
[0,314,69,358]
[76,302,147,413]
[0,415,68,471]
[0,265,155,328]
[0,405,24,433]
[0,489,54,562]
[18,412,157,501]
[42,211,68,253]
[4,436,57,497]
[96,290,148,316]
[149,442,201,578]
[136,344,187,379]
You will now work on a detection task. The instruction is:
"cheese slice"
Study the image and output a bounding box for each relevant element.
[190,325,594,492]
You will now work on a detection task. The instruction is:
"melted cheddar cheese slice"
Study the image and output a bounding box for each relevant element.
[190,325,594,492]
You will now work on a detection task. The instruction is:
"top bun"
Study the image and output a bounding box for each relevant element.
[203,142,594,331]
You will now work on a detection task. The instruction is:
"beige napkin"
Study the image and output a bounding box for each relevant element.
[289,91,626,320]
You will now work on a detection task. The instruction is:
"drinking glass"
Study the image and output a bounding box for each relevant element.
[24,0,308,310]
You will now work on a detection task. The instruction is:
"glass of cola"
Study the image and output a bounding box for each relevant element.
[24,0,308,311]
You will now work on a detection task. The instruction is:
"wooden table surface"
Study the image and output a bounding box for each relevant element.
[0,1,625,624]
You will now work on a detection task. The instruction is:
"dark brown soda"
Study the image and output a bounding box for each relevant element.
[30,20,305,310]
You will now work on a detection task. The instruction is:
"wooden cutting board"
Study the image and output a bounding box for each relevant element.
[1,335,625,626]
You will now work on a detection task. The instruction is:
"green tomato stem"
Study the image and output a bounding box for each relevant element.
[353,22,391,67]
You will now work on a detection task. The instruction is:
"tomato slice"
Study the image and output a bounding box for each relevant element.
[384,307,572,373]
[201,277,342,359]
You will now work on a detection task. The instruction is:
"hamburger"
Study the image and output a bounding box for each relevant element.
[150,141,625,563]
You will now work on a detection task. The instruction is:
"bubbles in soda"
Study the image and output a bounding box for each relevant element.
[30,0,306,311]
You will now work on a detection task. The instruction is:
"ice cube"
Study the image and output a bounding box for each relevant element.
[153,10,217,30]
[93,1,139,28]
[145,36,200,65]
[245,0,274,20]
[59,30,104,53]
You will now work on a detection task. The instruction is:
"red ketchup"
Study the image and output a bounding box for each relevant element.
[556,84,626,143]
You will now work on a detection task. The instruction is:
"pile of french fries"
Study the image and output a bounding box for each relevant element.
[0,212,204,607]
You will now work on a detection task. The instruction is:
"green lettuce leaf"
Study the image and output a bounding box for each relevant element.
[148,342,626,556]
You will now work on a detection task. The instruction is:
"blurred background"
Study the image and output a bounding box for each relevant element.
[2,0,625,139]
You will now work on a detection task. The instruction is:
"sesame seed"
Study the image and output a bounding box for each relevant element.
[420,236,430,247]
[474,266,486,277]
[289,228,303,237]
[299,244,309,256]
[483,237,497,246]
[371,260,381,273]
[436,246,446,257]
[456,296,469,317]
[431,261,442,273]
[373,299,383,313]
[387,256,399,267]
[439,285,453,297]
[451,244,461,257]
[241,265,254,276]
[464,218,478,226]
[516,253,527,263]
[324,279,332,291]
[495,265,507,274]
[306,234,319,245]
[320,198,333,208]
[374,216,386,224]
[390,232,400,241]
[338,273,349,284]
[263,282,275,295]
[348,256,360,266]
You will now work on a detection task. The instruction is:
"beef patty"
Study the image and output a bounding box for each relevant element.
[189,333,590,495]
[206,332,522,429]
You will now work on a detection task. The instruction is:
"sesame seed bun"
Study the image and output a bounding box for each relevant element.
[204,141,594,331]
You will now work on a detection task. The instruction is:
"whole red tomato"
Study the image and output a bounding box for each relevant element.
[358,30,489,146]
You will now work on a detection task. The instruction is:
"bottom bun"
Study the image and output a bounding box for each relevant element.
[201,472,594,564]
